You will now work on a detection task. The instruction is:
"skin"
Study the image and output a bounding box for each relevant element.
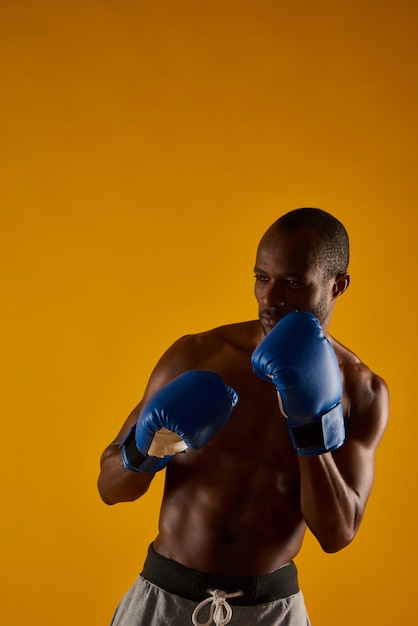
[98,223,389,577]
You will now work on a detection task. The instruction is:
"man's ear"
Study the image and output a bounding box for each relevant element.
[332,272,350,298]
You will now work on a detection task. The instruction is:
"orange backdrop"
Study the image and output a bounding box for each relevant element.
[1,1,417,624]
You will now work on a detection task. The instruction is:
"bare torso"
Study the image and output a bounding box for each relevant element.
[98,317,387,577]
[151,320,357,575]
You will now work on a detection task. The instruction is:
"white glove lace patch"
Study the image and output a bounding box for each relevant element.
[148,427,188,458]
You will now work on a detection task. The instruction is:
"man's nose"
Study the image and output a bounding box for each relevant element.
[262,281,285,307]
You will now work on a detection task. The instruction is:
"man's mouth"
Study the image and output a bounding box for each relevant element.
[259,311,284,328]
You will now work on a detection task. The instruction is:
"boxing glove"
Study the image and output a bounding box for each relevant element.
[251,311,345,456]
[120,370,238,472]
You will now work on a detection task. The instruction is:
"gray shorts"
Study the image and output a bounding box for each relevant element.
[110,545,311,626]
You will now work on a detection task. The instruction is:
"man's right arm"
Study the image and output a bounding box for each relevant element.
[97,400,156,505]
[97,337,192,505]
[97,333,236,505]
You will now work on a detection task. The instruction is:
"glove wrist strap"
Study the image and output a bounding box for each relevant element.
[287,403,345,456]
[120,425,171,473]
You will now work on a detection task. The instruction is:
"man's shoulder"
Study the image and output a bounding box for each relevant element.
[145,321,260,397]
[330,335,386,382]
[175,320,261,355]
[329,336,389,422]
[201,320,261,347]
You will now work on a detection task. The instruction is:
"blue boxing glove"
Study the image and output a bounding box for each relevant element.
[120,370,238,472]
[251,311,345,456]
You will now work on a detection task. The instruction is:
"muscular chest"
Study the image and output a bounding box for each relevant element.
[187,336,300,468]
[198,353,296,468]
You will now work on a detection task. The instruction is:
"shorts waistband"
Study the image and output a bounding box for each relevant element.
[141,544,300,606]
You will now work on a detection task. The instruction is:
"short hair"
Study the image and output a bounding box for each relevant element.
[274,207,350,277]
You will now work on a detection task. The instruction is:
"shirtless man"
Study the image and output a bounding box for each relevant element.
[98,208,389,626]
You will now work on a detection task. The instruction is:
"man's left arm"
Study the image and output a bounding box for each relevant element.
[251,311,389,552]
[298,367,389,552]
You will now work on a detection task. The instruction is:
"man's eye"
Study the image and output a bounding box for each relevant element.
[254,274,269,282]
[287,279,302,287]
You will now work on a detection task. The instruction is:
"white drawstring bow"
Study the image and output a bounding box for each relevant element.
[191,588,244,626]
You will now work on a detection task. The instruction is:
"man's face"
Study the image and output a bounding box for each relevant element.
[254,225,335,334]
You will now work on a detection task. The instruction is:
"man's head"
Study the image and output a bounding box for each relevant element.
[272,207,350,278]
[254,208,350,333]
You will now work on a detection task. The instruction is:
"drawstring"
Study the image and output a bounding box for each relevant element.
[191,589,244,626]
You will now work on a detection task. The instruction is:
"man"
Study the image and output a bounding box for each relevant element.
[98,207,389,625]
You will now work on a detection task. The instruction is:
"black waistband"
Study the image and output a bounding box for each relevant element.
[141,544,299,606]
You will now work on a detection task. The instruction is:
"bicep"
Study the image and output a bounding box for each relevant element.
[109,334,199,446]
[334,373,389,505]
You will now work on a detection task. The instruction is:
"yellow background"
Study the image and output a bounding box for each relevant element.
[1,1,416,624]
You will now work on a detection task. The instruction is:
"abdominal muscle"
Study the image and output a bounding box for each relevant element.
[153,441,306,577]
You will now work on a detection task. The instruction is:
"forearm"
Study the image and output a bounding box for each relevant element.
[298,453,362,552]
[97,444,155,505]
